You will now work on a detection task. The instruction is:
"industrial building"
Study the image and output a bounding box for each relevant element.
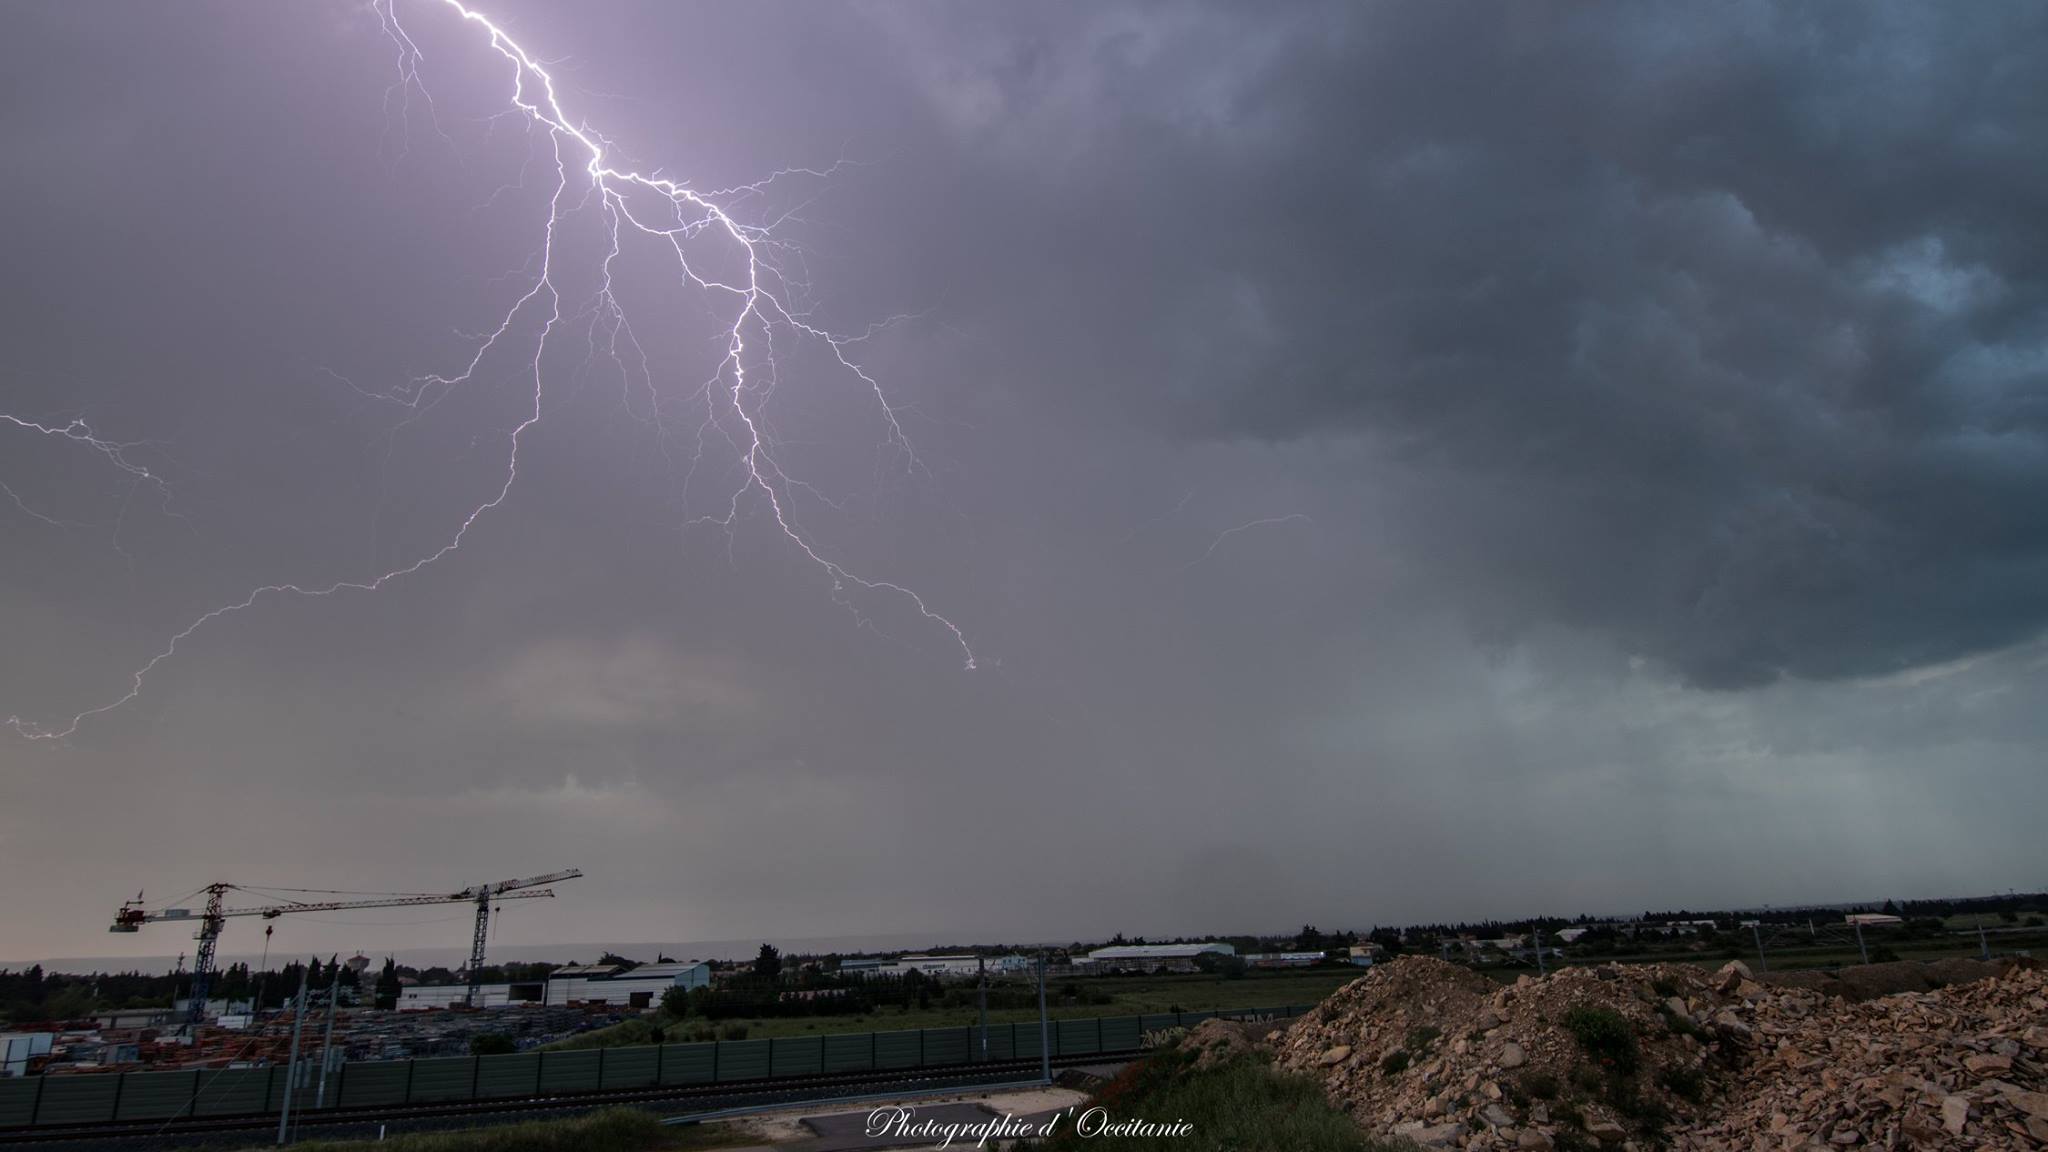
[1243,951,1329,968]
[1082,942,1235,973]
[888,954,1032,979]
[542,961,711,1009]
[396,984,537,1011]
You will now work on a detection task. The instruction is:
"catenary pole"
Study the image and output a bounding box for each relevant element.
[977,956,989,1062]
[313,958,341,1114]
[1037,952,1051,1084]
[277,962,311,1146]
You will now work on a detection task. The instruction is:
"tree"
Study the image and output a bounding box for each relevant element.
[661,985,692,1019]
[374,958,401,1011]
[470,1033,516,1056]
[754,944,782,980]
[599,952,642,971]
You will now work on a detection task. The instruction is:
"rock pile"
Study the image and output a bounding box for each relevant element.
[1181,1017,1264,1071]
[1274,956,2046,1151]
[1277,956,1730,1151]
[1679,963,2048,1150]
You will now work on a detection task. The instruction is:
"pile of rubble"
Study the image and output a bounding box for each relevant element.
[1272,956,2046,1151]
[1681,964,2048,1150]
[1276,957,1729,1151]
[1182,1017,1264,1071]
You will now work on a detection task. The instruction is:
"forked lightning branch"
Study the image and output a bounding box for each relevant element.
[2,0,975,743]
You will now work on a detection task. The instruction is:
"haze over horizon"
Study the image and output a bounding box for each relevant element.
[4,1,2046,965]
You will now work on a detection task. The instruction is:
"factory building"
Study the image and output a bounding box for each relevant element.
[833,954,1033,979]
[543,961,712,1009]
[879,954,1032,979]
[1243,951,1329,968]
[397,983,539,1011]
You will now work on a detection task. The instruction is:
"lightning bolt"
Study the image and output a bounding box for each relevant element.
[3,0,973,742]
[1183,513,1313,569]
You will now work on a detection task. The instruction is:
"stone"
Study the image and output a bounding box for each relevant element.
[1482,1104,1516,1128]
[1395,1121,1467,1147]
[1715,960,1753,993]
[1826,1128,1861,1145]
[2003,1089,2048,1119]
[1714,1010,1753,1037]
[1963,1052,2011,1075]
[1586,1120,1628,1144]
[1482,1080,1502,1100]
[1517,1130,1552,1150]
[1318,1045,1352,1066]
[1477,1011,1504,1032]
[1498,1041,1527,1069]
[1664,996,1690,1019]
[1941,1095,1969,1136]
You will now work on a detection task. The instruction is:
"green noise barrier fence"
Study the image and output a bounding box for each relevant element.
[0,1005,1311,1130]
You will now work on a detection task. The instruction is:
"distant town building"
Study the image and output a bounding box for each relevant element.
[1845,913,1905,928]
[1244,952,1328,968]
[877,954,1031,979]
[397,983,536,1011]
[1083,943,1236,973]
[543,961,712,1009]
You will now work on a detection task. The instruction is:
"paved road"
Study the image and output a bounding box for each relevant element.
[789,1101,1074,1151]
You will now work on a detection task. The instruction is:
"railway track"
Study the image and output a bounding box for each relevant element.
[0,1053,1129,1150]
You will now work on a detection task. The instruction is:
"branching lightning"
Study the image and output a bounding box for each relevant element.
[4,0,974,742]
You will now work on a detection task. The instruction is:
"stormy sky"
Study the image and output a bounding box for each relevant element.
[3,1,2046,966]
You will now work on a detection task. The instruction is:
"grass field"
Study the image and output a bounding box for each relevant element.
[544,929,2048,1051]
[1032,1040,1398,1152]
[545,969,1369,1049]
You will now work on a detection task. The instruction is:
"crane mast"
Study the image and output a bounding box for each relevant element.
[111,869,583,1026]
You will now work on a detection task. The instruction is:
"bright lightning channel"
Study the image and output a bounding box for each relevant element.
[3,0,974,743]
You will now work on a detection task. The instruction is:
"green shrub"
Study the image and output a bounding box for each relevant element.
[1381,1048,1412,1076]
[1564,1006,1639,1075]
[468,1033,516,1056]
[1649,976,1679,998]
[1404,1025,1442,1052]
[718,1023,749,1041]
[1518,1070,1560,1100]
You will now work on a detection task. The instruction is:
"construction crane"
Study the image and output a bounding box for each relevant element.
[111,869,583,1025]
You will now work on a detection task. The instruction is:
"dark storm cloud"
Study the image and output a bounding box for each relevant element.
[865,1,2048,687]
[4,1,2048,962]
